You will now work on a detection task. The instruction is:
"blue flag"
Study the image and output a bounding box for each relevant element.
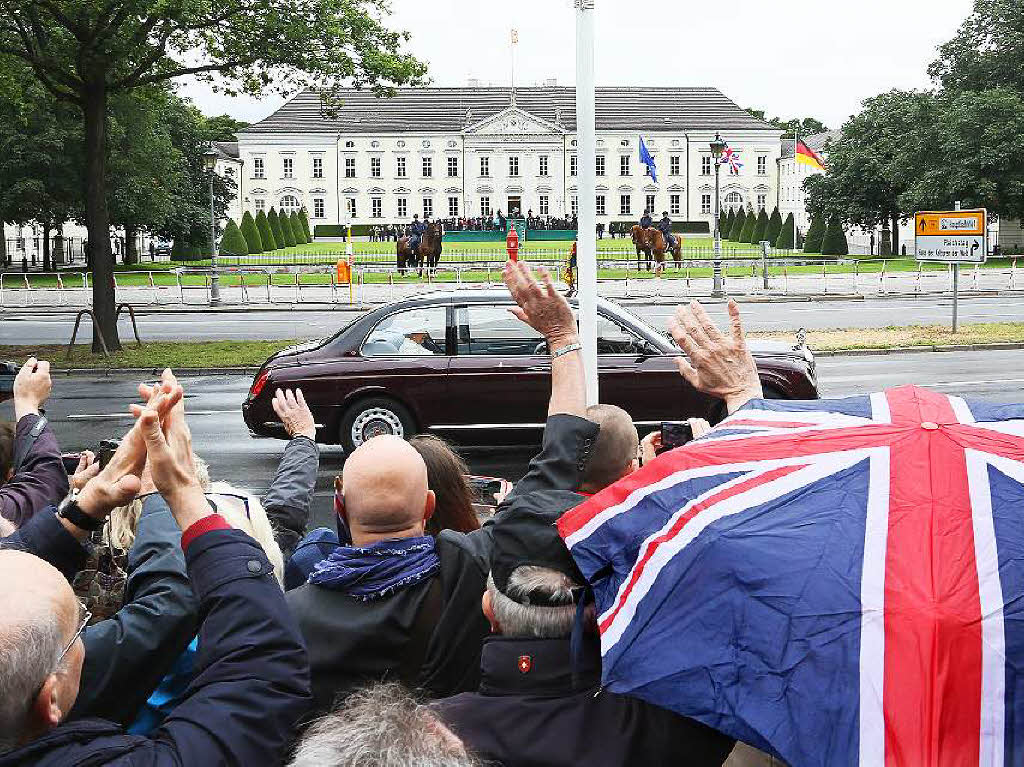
[639,136,657,183]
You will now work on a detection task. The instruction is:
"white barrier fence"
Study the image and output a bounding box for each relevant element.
[1,259,1022,308]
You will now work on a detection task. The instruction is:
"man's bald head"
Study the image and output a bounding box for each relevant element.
[0,551,81,753]
[580,404,639,494]
[341,435,435,544]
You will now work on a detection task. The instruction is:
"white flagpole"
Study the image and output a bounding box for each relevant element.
[575,0,598,405]
[510,29,517,105]
[793,127,799,250]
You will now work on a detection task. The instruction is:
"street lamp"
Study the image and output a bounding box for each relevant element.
[709,133,727,296]
[202,146,221,306]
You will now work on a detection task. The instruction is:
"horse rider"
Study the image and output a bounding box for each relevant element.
[640,208,653,231]
[658,211,676,251]
[410,214,427,255]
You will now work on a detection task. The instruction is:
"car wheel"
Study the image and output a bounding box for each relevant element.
[339,397,415,453]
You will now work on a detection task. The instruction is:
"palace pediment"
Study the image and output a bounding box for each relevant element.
[463,106,565,137]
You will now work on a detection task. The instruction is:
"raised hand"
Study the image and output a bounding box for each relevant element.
[503,259,578,350]
[14,357,52,419]
[668,300,762,414]
[69,451,99,492]
[273,388,316,440]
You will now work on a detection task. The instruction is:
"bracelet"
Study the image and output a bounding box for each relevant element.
[551,342,583,359]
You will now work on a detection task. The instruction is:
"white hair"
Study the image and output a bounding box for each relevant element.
[0,603,64,753]
[487,566,579,639]
[289,683,478,767]
[208,482,285,588]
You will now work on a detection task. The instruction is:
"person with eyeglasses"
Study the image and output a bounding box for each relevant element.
[0,370,311,766]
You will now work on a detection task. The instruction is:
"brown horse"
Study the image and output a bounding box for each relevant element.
[397,221,443,277]
[630,226,682,274]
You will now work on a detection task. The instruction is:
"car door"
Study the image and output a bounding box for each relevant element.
[436,303,551,445]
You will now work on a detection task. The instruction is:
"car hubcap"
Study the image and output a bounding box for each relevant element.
[351,407,404,446]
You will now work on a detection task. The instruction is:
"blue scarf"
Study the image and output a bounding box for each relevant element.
[308,535,440,601]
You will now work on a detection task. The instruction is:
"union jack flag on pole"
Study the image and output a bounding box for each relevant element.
[558,386,1024,766]
[720,143,743,174]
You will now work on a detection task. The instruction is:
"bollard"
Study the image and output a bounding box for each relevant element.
[1012,259,1018,291]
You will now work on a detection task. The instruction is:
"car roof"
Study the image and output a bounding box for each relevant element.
[386,289,614,310]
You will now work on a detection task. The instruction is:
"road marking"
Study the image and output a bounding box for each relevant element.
[66,409,236,421]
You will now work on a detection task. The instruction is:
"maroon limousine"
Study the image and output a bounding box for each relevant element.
[242,290,819,452]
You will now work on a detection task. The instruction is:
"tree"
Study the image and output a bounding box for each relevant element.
[746,108,829,138]
[820,215,849,256]
[730,208,747,243]
[776,213,796,250]
[765,207,783,245]
[289,210,306,244]
[298,209,312,242]
[879,227,893,257]
[220,219,248,256]
[268,208,287,248]
[240,211,263,254]
[203,115,249,142]
[737,208,755,243]
[721,208,736,240]
[929,0,1024,93]
[256,209,277,251]
[749,208,769,244]
[804,214,827,253]
[0,0,427,351]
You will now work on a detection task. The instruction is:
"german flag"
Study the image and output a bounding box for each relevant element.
[795,140,825,171]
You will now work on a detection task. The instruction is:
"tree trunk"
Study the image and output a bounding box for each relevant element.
[124,224,138,265]
[891,213,900,258]
[42,224,51,272]
[0,225,6,267]
[82,75,121,352]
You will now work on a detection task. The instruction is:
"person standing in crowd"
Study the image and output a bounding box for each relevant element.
[409,435,481,536]
[1,358,70,530]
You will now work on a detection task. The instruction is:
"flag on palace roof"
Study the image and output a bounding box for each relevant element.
[796,139,825,171]
[558,385,1024,766]
[639,137,658,183]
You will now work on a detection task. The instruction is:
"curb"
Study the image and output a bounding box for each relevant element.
[814,342,1024,357]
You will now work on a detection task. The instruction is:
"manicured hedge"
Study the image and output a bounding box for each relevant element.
[730,208,747,242]
[776,213,796,250]
[268,208,288,248]
[240,211,263,254]
[256,210,276,251]
[803,214,826,253]
[220,219,249,256]
[821,215,849,256]
[299,209,312,242]
[750,209,769,244]
[766,207,783,246]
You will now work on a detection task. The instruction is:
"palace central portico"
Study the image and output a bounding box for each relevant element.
[233,86,783,230]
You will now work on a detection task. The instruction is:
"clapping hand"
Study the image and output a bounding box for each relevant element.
[668,300,762,414]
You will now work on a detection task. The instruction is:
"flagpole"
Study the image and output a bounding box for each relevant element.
[575,0,598,406]
[510,29,517,105]
[793,127,799,251]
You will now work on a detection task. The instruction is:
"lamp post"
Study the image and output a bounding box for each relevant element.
[709,133,727,296]
[202,147,221,306]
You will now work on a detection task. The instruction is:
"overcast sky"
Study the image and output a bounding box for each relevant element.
[182,0,974,131]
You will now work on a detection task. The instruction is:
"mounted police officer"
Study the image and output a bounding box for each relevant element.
[640,208,653,230]
[410,214,427,255]
[658,211,676,251]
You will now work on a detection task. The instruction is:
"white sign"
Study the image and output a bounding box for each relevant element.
[915,209,987,264]
[916,235,986,263]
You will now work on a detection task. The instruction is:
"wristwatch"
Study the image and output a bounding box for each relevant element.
[57,496,104,532]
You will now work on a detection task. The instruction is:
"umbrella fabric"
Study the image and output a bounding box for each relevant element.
[558,386,1024,767]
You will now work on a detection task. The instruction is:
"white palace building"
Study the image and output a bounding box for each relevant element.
[230,86,784,230]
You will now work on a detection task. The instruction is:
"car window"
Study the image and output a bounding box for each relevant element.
[363,307,447,356]
[596,314,646,354]
[456,305,543,356]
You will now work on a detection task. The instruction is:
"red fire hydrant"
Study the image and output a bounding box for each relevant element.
[506,227,520,262]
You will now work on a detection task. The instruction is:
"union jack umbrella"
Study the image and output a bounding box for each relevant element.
[558,387,1024,766]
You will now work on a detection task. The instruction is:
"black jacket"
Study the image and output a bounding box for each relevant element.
[0,526,311,766]
[434,637,734,767]
[1,414,68,528]
[286,527,492,715]
[0,506,87,581]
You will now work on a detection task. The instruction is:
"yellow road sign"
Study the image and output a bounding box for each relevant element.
[915,209,985,237]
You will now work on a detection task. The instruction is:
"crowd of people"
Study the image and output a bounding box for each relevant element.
[0,260,771,766]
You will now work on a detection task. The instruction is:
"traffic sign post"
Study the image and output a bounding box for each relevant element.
[915,207,987,333]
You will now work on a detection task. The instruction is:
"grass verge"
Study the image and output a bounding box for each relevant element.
[4,322,1024,370]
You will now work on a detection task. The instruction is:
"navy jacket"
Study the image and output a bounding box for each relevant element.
[0,507,88,581]
[659,216,673,235]
[640,214,653,229]
[1,414,68,528]
[0,525,311,766]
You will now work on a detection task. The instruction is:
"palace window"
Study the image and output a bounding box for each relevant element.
[396,156,407,178]
[539,195,549,216]
[480,156,490,177]
[646,194,656,214]
[344,158,356,178]
[670,194,680,215]
[670,155,680,176]
[422,156,432,178]
[620,155,630,176]
[570,155,577,177]
[280,194,300,214]
[312,156,323,179]
[370,157,381,178]
[596,156,605,176]
[480,196,491,217]
[757,156,767,175]
[539,155,549,176]
[701,194,712,215]
[423,197,433,218]
[724,192,743,211]
[397,197,408,218]
[448,156,459,178]
[596,195,606,216]
[254,198,265,212]
[758,193,767,210]
[619,194,631,216]
[448,196,460,217]
[253,157,265,179]
[701,156,712,175]
[509,156,520,177]
[283,157,294,178]
[346,198,356,218]
[571,195,578,216]
[371,197,382,218]
[313,198,325,218]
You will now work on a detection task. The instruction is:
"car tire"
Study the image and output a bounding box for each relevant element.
[339,397,416,454]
